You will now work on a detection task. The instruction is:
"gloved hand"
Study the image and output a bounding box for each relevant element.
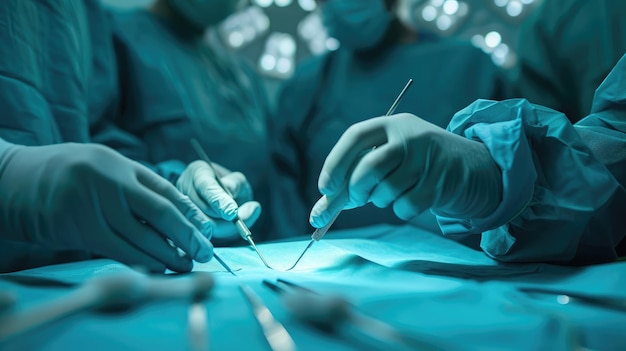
[176,160,261,241]
[310,113,503,228]
[0,143,215,273]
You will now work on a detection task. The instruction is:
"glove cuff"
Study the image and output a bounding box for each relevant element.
[436,99,537,235]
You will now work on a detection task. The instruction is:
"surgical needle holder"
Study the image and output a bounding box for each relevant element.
[190,139,275,270]
[285,79,414,271]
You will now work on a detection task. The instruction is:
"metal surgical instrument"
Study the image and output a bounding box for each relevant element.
[190,139,275,270]
[285,79,414,271]
[0,272,214,341]
[212,252,237,276]
[263,279,447,351]
[239,284,296,351]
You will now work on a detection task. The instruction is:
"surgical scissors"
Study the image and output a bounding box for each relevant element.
[190,139,275,270]
[285,79,414,271]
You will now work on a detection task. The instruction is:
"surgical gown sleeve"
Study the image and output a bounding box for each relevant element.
[87,6,186,185]
[0,0,92,145]
[439,55,626,264]
[513,0,626,123]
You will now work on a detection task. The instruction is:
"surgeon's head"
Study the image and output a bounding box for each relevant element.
[317,0,407,51]
[158,0,241,32]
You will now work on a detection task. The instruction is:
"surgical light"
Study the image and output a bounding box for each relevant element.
[484,31,502,48]
[298,12,337,55]
[254,0,273,8]
[493,0,508,7]
[414,0,470,34]
[422,6,437,21]
[443,0,459,15]
[470,31,516,69]
[297,0,316,12]
[491,0,540,20]
[258,33,297,78]
[220,6,270,49]
[506,1,523,17]
[274,0,292,7]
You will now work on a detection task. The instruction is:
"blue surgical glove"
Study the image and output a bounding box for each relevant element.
[0,143,215,273]
[176,161,261,241]
[310,113,502,228]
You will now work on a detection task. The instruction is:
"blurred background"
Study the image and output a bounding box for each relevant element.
[101,0,543,95]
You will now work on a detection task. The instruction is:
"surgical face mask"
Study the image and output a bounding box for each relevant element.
[167,0,241,29]
[320,0,391,50]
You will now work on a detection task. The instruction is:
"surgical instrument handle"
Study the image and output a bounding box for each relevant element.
[190,138,252,241]
[311,78,414,242]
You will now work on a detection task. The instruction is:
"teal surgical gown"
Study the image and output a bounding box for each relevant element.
[271,35,506,238]
[106,10,273,238]
[444,53,626,264]
[0,0,106,271]
[0,0,192,271]
[513,0,626,123]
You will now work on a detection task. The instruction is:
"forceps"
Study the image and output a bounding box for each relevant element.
[285,79,414,271]
[190,139,275,270]
[239,284,296,351]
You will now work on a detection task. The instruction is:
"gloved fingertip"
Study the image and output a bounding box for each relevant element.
[309,202,329,228]
[190,227,214,263]
[195,250,213,263]
[318,172,335,194]
[309,213,327,229]
[196,243,214,263]
[172,258,194,273]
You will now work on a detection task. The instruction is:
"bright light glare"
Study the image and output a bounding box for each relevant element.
[493,0,508,7]
[443,0,459,15]
[457,2,469,16]
[326,37,340,51]
[274,0,292,7]
[492,43,509,59]
[471,34,484,47]
[242,26,256,41]
[228,31,245,48]
[255,0,273,7]
[485,31,502,48]
[298,0,316,11]
[520,0,534,4]
[260,54,277,71]
[556,295,570,305]
[506,0,523,16]
[436,15,452,31]
[491,43,509,65]
[298,12,323,40]
[430,0,445,7]
[276,58,293,73]
[422,6,438,22]
[279,36,296,55]
[254,15,270,31]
